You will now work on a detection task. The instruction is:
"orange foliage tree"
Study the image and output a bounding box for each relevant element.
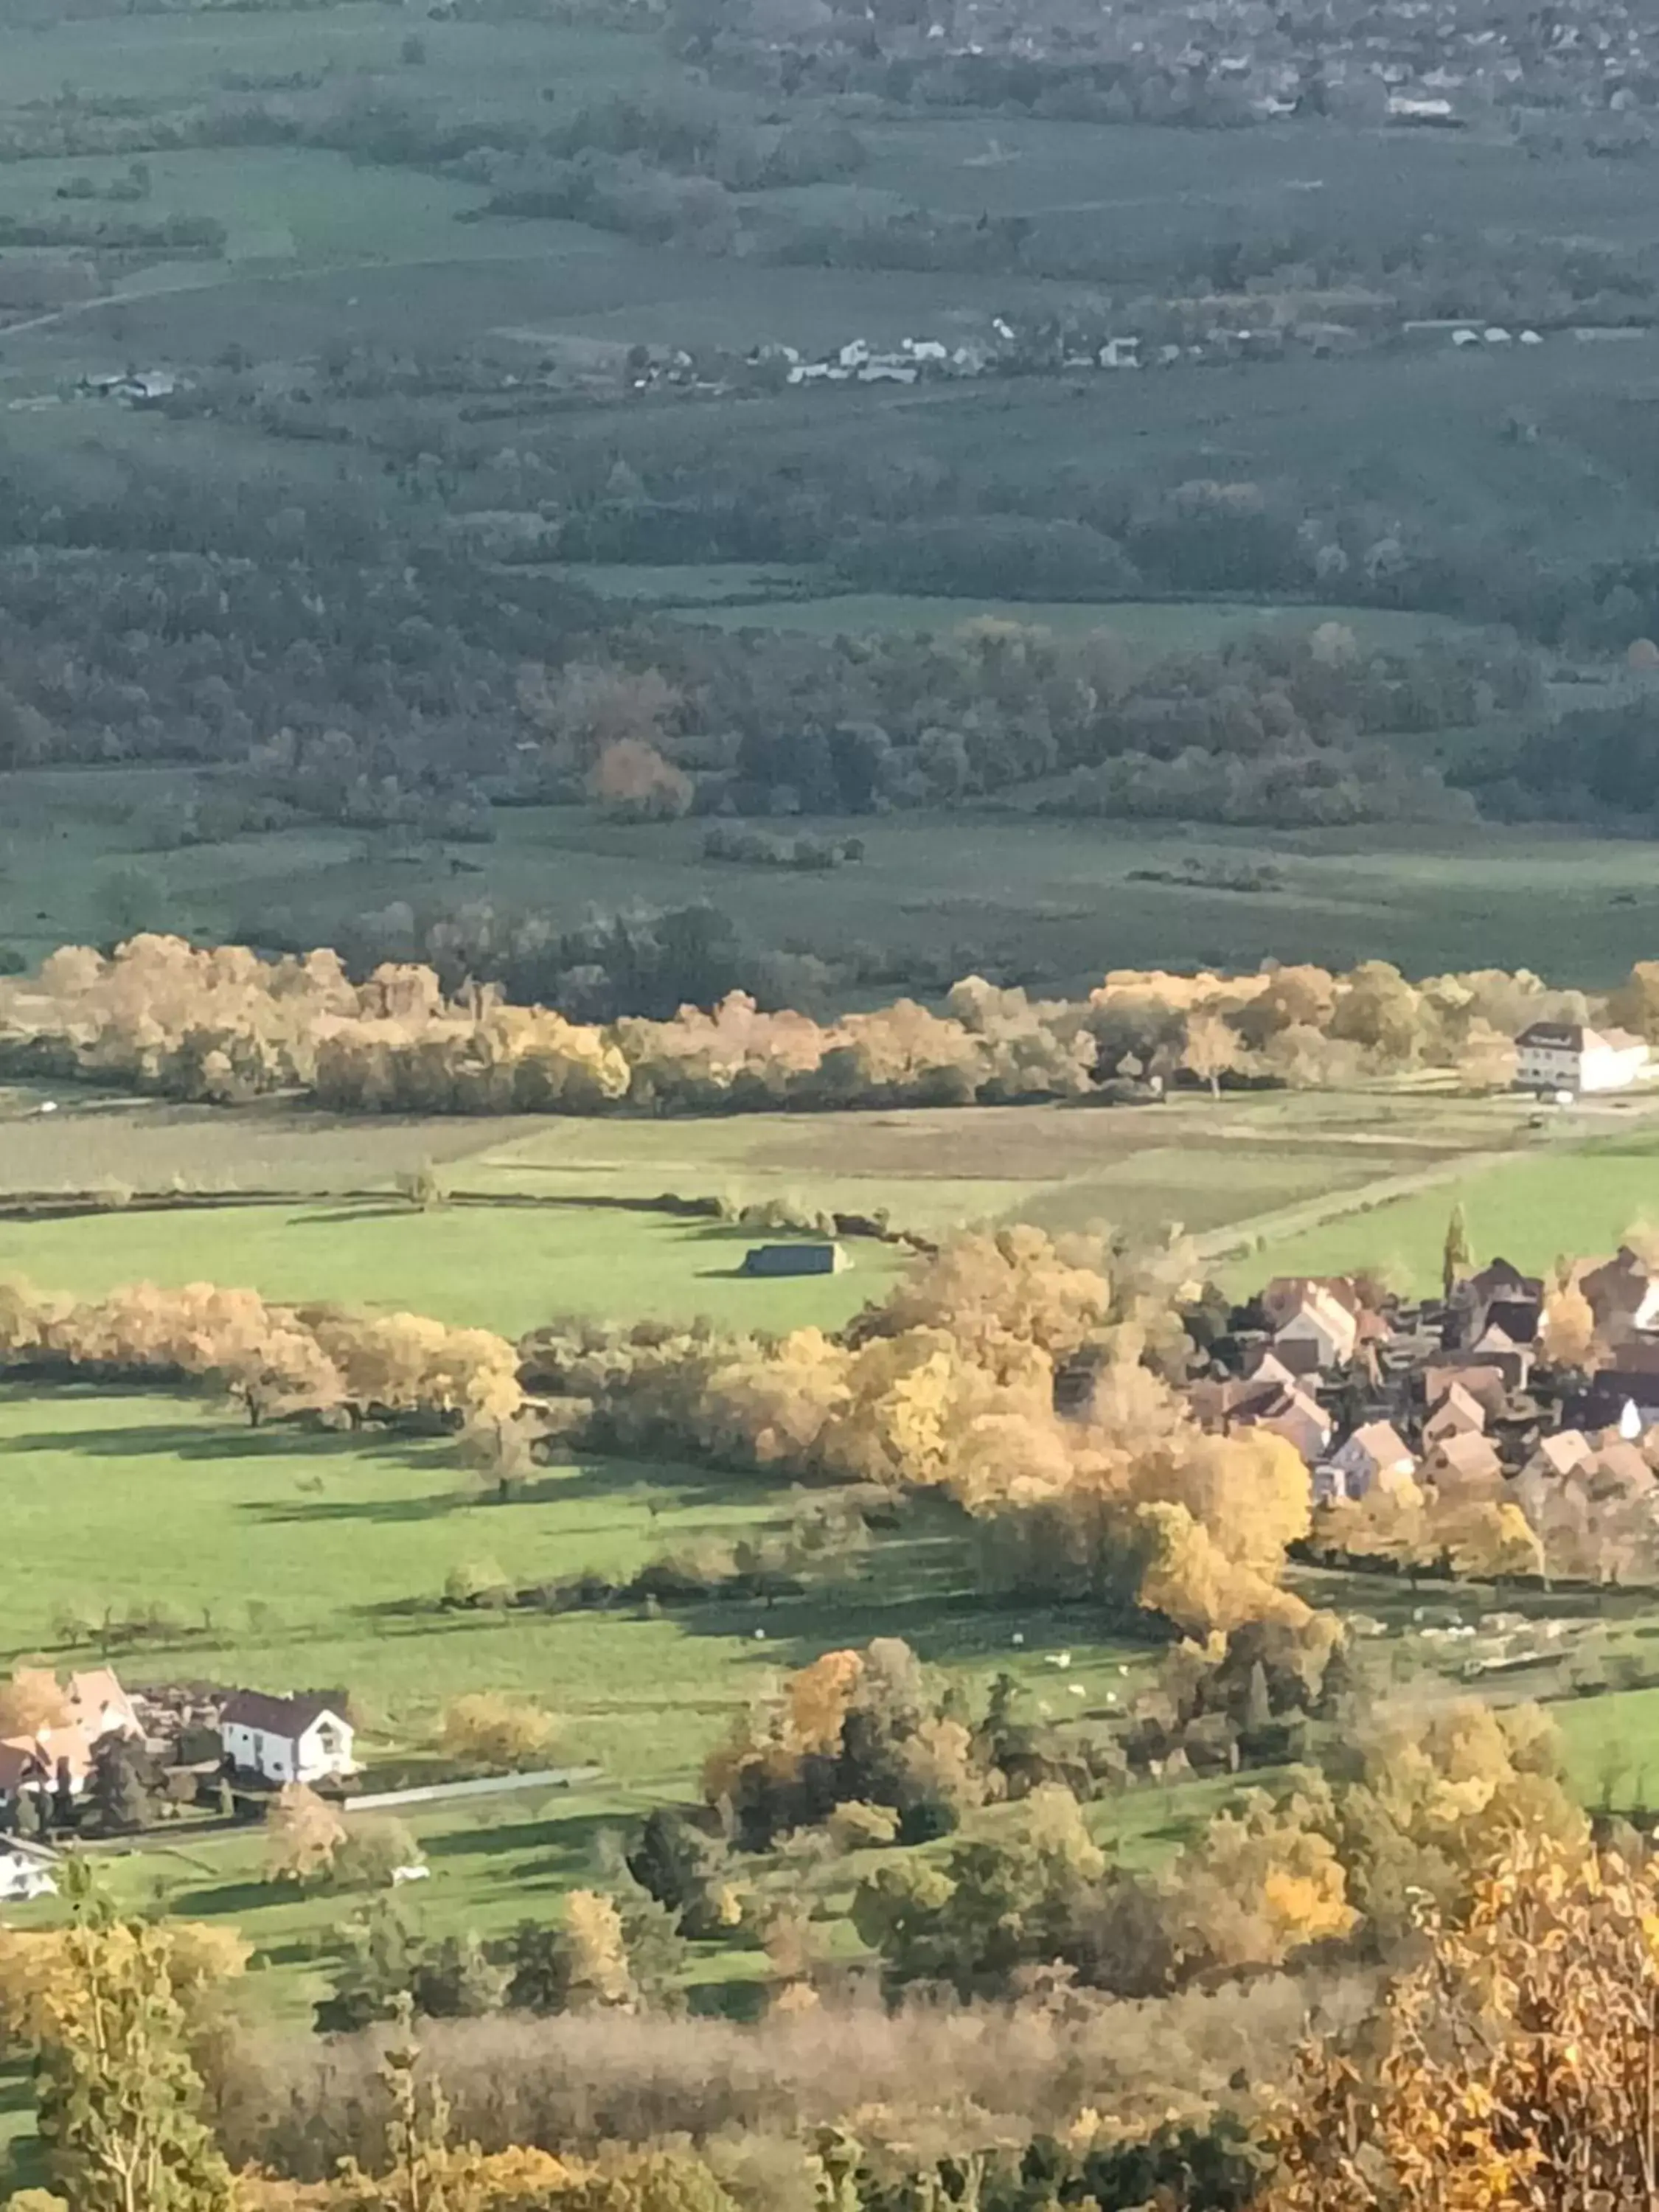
[1265,1832,1659,2212]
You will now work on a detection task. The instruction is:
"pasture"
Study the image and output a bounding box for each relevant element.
[0,1078,1542,1250]
[0,9,670,112]
[1234,1127,1659,1294]
[13,767,1659,990]
[0,1197,907,1335]
[0,1382,792,1794]
[464,1091,1511,1243]
[0,149,492,272]
[0,1376,1164,2033]
[680,591,1486,647]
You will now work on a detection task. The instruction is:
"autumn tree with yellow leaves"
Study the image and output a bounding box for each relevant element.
[265,1785,348,1887]
[1265,1830,1659,2212]
[438,1694,560,1775]
[14,1862,240,2212]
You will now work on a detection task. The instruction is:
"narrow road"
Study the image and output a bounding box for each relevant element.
[1195,1096,1659,1268]
[346,1765,600,1812]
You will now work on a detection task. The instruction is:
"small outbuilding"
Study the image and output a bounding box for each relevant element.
[741,1242,851,1279]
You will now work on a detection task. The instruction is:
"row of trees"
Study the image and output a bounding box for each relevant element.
[0,1276,524,1438]
[517,622,1533,827]
[1,931,1625,1113]
[528,1225,1316,1641]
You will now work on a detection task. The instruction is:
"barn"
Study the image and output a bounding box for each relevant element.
[741,1242,851,1278]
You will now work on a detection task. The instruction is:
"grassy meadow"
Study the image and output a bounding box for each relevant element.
[1234,1127,1659,1294]
[13,767,1659,989]
[0,1376,1164,2042]
[0,1079,1548,1249]
[0,1197,906,1335]
[464,1091,1512,1242]
[682,593,1490,647]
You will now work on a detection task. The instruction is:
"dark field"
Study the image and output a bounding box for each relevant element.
[12,765,1659,987]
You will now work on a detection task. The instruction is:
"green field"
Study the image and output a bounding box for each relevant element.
[465,1092,1505,1243]
[0,1377,1161,2034]
[0,1385,771,1787]
[0,10,673,111]
[1235,1130,1659,1294]
[682,593,1489,647]
[12,768,1659,990]
[561,564,1492,650]
[0,1079,1546,1249]
[0,1198,906,1335]
[0,148,491,271]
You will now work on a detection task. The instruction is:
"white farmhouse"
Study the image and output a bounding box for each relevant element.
[1514,1020,1649,1096]
[220,1691,356,1786]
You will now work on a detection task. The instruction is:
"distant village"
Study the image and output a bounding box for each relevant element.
[845,0,1659,139]
[52,302,1638,453]
[1186,1235,1659,1557]
[1129,1018,1659,1587]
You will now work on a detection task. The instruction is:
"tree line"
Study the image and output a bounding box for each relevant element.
[3,932,1632,1113]
[0,1276,524,1438]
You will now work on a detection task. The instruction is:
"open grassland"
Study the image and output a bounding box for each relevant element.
[0,149,493,271]
[0,1082,1543,1248]
[1233,1127,1659,1295]
[683,592,1488,647]
[465,1091,1521,1243]
[0,1383,794,1795]
[0,8,672,112]
[14,770,1659,987]
[563,563,1492,651]
[0,1198,907,1335]
[0,1091,535,1200]
[0,1379,1163,2028]
[1554,1680,1659,1809]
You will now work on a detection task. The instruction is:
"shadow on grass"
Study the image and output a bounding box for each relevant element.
[672,1572,1162,1672]
[248,1490,463,1528]
[291,1203,414,1226]
[252,1455,768,1529]
[512,1457,784,1514]
[166,1876,279,1919]
[1,1419,446,1475]
[422,1806,621,1869]
[257,1937,334,1970]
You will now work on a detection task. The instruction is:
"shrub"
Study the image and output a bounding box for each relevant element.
[826,1800,900,1851]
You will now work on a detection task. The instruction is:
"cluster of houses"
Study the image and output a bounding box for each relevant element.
[742,301,1643,407]
[78,368,182,407]
[1182,1244,1659,1551]
[755,316,1415,396]
[0,1679,357,1891]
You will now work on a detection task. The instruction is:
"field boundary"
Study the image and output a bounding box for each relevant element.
[0,1183,936,1253]
[1195,1141,1536,1265]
